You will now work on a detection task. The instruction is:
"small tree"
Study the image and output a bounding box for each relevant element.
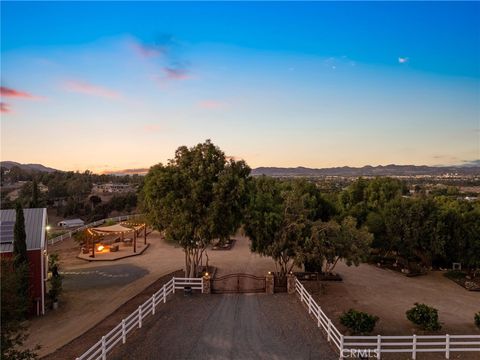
[406,303,441,331]
[340,309,379,335]
[48,254,62,305]
[89,195,102,208]
[1,258,38,360]
[301,217,372,274]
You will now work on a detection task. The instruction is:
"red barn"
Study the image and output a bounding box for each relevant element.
[0,208,48,316]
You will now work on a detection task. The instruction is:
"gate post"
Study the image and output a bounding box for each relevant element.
[202,273,211,294]
[287,273,296,294]
[266,272,274,294]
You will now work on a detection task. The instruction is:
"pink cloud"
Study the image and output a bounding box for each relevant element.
[0,102,11,113]
[64,80,120,99]
[198,100,227,110]
[131,41,165,58]
[0,86,40,99]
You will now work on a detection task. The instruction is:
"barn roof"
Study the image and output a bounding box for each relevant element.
[0,208,47,253]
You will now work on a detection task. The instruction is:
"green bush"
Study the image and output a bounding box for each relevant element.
[406,303,441,331]
[475,312,480,329]
[340,309,379,335]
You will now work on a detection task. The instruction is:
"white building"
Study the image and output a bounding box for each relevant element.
[57,218,85,228]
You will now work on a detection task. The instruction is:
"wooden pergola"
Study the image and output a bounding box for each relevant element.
[88,223,147,258]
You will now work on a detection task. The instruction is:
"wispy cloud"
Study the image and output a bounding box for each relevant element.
[398,57,409,64]
[198,100,227,110]
[64,80,120,99]
[130,34,175,58]
[164,67,190,80]
[0,102,11,113]
[0,86,41,99]
[131,34,191,83]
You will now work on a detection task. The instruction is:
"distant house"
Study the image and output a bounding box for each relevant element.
[0,208,48,316]
[93,183,134,193]
[57,218,85,228]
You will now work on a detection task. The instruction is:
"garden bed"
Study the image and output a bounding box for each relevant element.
[444,271,480,291]
[294,271,342,282]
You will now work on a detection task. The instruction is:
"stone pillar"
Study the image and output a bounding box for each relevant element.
[265,272,274,294]
[202,274,211,294]
[287,273,296,294]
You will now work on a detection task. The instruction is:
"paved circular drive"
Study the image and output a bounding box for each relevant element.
[110,293,337,360]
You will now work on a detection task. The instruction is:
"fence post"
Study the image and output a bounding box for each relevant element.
[327,319,332,342]
[163,285,166,303]
[445,334,450,359]
[152,294,156,315]
[173,278,176,294]
[138,306,142,328]
[122,319,126,344]
[101,336,106,360]
[339,335,344,360]
[377,335,381,359]
[412,334,417,360]
[308,295,312,314]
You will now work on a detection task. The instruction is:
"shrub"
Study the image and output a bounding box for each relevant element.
[475,312,480,329]
[340,309,379,335]
[406,303,441,331]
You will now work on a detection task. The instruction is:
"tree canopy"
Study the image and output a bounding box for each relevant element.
[141,140,250,277]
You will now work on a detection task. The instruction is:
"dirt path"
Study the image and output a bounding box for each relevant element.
[110,293,337,360]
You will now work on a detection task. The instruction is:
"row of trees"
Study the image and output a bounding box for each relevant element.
[142,141,373,277]
[142,140,480,278]
[340,178,480,272]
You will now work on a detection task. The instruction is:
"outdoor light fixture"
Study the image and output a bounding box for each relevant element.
[97,245,105,252]
[268,271,272,275]
[205,272,209,277]
[46,225,51,231]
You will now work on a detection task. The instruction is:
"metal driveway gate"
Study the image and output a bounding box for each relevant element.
[211,273,266,294]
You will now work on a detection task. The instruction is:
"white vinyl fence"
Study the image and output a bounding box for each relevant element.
[48,214,142,245]
[76,277,203,360]
[295,278,480,359]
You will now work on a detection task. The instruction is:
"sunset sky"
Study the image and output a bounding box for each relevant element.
[1,1,479,173]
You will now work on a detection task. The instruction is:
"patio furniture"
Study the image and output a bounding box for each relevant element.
[123,238,133,246]
[110,244,119,252]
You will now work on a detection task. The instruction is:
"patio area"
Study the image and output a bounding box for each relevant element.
[77,222,150,261]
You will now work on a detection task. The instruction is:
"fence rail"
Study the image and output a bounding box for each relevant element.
[75,277,202,360]
[294,278,480,359]
[48,214,143,245]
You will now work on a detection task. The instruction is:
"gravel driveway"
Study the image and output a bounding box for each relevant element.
[110,293,336,360]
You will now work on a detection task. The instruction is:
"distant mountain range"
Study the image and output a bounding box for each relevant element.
[252,164,480,177]
[1,161,58,173]
[2,161,479,177]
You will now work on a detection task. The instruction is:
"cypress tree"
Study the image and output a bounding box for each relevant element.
[13,203,28,266]
[30,179,39,208]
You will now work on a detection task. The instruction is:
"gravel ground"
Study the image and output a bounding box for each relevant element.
[62,264,149,290]
[110,293,337,360]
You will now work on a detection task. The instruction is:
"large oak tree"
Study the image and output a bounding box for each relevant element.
[141,140,250,277]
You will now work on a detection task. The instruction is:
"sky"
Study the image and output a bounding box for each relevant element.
[1,1,479,173]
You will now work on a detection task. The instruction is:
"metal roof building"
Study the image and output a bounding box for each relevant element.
[0,208,48,316]
[0,208,47,253]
